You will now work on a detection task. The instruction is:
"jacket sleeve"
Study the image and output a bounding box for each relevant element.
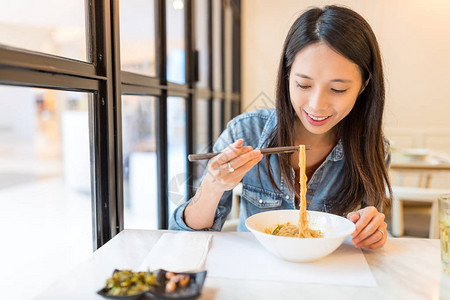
[168,123,236,231]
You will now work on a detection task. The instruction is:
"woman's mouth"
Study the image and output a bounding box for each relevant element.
[304,111,332,125]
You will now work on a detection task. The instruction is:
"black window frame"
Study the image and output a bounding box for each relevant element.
[0,0,241,249]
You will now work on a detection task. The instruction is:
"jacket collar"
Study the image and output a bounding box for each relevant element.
[257,109,277,149]
[328,139,344,161]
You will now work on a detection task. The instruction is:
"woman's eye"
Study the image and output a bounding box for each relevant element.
[296,83,310,89]
[331,88,348,94]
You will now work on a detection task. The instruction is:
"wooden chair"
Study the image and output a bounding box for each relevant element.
[391,186,450,238]
[389,149,450,239]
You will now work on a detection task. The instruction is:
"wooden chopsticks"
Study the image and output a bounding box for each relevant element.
[188,145,311,162]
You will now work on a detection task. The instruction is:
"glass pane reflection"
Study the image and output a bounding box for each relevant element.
[224,1,233,93]
[195,0,209,88]
[0,85,92,299]
[168,97,187,215]
[166,0,186,84]
[213,98,223,141]
[232,100,240,119]
[194,98,209,186]
[121,95,158,229]
[119,0,157,76]
[212,0,222,91]
[0,1,87,61]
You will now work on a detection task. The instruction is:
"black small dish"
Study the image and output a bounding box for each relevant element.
[97,269,207,300]
[150,269,207,300]
[97,287,147,300]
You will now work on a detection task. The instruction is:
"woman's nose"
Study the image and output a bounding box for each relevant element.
[308,88,330,111]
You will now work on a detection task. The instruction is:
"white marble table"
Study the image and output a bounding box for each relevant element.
[36,230,449,300]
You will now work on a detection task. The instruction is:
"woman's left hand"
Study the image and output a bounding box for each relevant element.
[347,206,387,249]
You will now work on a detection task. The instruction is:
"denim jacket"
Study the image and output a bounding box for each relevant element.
[169,108,390,232]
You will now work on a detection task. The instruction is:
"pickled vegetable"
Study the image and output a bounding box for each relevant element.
[104,270,158,296]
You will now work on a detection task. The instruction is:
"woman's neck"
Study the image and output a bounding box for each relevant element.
[294,120,337,148]
[291,120,338,173]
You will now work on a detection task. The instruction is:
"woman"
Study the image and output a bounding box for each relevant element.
[170,5,392,249]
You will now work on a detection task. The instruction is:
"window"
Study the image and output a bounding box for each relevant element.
[213,98,224,141]
[0,1,241,297]
[224,0,233,93]
[212,0,223,91]
[166,0,186,84]
[122,95,158,229]
[195,0,209,89]
[168,96,187,214]
[0,86,92,299]
[194,97,209,185]
[232,99,240,119]
[119,0,157,76]
[0,1,88,61]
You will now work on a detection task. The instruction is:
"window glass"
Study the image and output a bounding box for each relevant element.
[119,0,157,76]
[0,85,92,299]
[121,95,158,229]
[194,98,209,186]
[212,0,222,91]
[195,98,209,153]
[224,1,233,93]
[168,97,187,214]
[166,0,186,84]
[195,0,209,88]
[213,98,223,141]
[0,1,87,61]
[224,98,232,125]
[232,100,240,119]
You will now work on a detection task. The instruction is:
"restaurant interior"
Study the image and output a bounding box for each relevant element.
[1,0,449,299]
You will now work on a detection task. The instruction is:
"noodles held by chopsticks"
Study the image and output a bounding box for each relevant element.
[265,145,323,238]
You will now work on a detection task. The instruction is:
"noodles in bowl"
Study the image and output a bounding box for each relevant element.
[264,222,323,238]
[264,145,324,238]
[245,210,356,262]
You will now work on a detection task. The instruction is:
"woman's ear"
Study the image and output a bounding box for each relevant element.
[359,75,371,95]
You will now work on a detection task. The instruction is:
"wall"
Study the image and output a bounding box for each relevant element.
[241,0,450,154]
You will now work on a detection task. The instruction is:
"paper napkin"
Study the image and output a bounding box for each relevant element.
[139,232,213,272]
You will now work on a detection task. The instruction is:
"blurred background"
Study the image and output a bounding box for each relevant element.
[0,0,449,299]
[242,0,450,159]
[241,0,450,239]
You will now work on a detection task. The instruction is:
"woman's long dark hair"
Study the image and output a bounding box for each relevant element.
[266,5,392,215]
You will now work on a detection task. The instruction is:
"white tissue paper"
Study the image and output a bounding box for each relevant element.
[139,232,213,272]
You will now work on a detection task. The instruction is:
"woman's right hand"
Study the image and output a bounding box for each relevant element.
[203,139,263,192]
[184,139,262,230]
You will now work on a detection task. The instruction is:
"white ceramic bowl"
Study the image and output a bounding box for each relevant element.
[403,148,428,160]
[245,210,356,262]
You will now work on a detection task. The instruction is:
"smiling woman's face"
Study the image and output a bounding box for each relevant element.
[289,41,364,139]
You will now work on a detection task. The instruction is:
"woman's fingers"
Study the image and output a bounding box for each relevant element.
[350,206,379,238]
[349,206,388,249]
[209,140,249,169]
[210,147,254,175]
[215,139,246,163]
[225,148,262,172]
[210,139,262,175]
[364,229,388,249]
[347,212,360,237]
[205,140,263,191]
[353,211,385,244]
[354,223,387,249]
[222,152,263,181]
